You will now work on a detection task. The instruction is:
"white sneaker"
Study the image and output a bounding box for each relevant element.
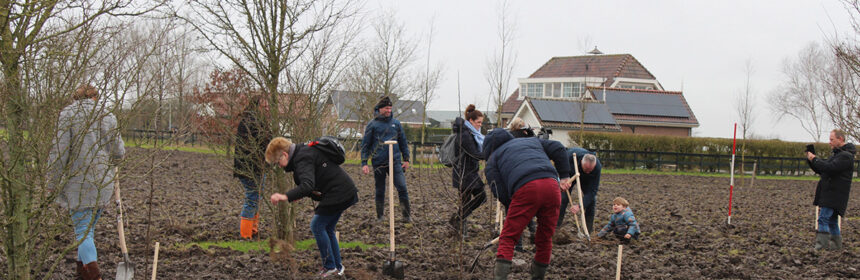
[337,265,345,276]
[318,267,338,278]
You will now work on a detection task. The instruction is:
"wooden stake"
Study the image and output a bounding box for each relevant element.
[815,206,819,231]
[750,161,757,188]
[151,242,160,280]
[615,244,623,280]
[336,231,340,241]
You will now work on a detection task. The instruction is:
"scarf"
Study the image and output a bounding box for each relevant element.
[464,120,484,151]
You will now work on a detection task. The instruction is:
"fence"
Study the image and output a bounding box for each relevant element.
[592,149,860,177]
[122,129,859,177]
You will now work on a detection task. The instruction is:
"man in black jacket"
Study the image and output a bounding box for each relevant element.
[807,129,856,251]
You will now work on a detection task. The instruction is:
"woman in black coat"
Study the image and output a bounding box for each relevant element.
[234,96,270,239]
[267,137,358,277]
[449,105,486,236]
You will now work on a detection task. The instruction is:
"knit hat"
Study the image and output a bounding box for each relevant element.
[374,96,393,110]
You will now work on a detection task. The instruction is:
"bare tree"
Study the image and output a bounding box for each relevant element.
[485,0,517,128]
[418,19,443,144]
[822,1,860,140]
[734,60,756,186]
[343,11,422,133]
[770,42,830,142]
[182,0,359,256]
[0,1,165,279]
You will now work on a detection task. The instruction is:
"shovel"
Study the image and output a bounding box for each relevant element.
[562,182,587,240]
[114,167,135,279]
[468,236,499,273]
[571,153,591,240]
[381,140,405,279]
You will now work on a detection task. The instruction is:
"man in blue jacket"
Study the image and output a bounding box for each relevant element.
[557,147,601,234]
[483,128,571,280]
[361,96,412,222]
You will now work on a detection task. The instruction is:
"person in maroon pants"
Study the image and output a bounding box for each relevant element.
[482,128,571,280]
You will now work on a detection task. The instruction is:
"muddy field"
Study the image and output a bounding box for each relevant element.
[47,148,860,279]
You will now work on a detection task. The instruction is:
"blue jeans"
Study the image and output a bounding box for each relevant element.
[818,207,841,235]
[311,212,344,270]
[373,163,409,203]
[71,208,103,264]
[240,176,264,219]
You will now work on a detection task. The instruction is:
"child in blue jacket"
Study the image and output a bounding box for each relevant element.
[597,197,641,243]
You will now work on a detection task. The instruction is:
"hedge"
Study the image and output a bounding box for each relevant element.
[572,132,831,158]
[569,132,852,175]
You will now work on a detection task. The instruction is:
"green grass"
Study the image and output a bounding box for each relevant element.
[178,238,387,254]
[125,138,227,155]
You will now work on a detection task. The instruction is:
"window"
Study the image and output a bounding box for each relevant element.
[545,82,561,98]
[563,82,584,98]
[522,83,543,97]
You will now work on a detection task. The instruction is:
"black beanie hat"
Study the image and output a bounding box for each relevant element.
[375,96,393,110]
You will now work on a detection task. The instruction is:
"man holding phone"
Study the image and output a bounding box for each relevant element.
[806,129,855,251]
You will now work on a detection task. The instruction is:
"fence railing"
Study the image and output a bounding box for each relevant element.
[121,129,859,177]
[592,149,860,177]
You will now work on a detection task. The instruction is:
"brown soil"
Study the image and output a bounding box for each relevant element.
[46,148,860,279]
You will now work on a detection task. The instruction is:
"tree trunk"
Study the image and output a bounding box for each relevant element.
[3,63,32,280]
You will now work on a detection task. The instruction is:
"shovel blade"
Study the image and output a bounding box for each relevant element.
[116,262,134,280]
[382,260,405,279]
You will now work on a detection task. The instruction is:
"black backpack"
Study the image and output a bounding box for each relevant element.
[308,136,346,165]
[438,134,456,167]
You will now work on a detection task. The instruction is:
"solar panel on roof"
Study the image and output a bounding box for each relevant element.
[530,99,617,125]
[601,90,691,118]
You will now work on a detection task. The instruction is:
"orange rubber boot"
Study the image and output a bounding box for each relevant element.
[240,217,255,239]
[251,213,260,236]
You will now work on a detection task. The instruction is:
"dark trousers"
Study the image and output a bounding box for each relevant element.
[496,178,561,264]
[558,192,595,233]
[458,187,486,220]
[373,163,409,203]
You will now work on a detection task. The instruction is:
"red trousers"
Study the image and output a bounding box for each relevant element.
[496,177,561,264]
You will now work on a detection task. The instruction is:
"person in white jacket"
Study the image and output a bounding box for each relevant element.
[49,84,125,280]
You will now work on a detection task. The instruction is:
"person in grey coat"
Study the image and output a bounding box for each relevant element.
[49,84,125,280]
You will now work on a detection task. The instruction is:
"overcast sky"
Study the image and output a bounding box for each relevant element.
[365,0,854,142]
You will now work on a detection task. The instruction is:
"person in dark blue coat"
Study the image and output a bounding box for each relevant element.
[558,147,602,234]
[483,128,571,280]
[448,105,486,237]
[360,96,412,222]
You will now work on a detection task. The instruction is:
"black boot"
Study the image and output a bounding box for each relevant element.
[375,200,385,222]
[449,213,461,232]
[400,198,411,223]
[530,260,548,280]
[494,259,512,280]
[815,232,830,250]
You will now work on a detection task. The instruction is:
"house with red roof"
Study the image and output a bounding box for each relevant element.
[501,52,698,146]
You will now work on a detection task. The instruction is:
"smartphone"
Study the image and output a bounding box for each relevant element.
[805,144,816,155]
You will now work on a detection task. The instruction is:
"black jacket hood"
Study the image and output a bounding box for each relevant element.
[840,143,857,155]
[482,128,514,160]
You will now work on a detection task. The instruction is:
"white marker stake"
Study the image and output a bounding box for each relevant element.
[815,206,819,231]
[615,244,623,280]
[151,242,160,280]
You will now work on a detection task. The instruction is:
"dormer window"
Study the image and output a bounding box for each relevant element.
[524,83,543,98]
[563,82,584,98]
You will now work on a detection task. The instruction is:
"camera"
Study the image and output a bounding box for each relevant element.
[805,144,815,155]
[537,127,553,140]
